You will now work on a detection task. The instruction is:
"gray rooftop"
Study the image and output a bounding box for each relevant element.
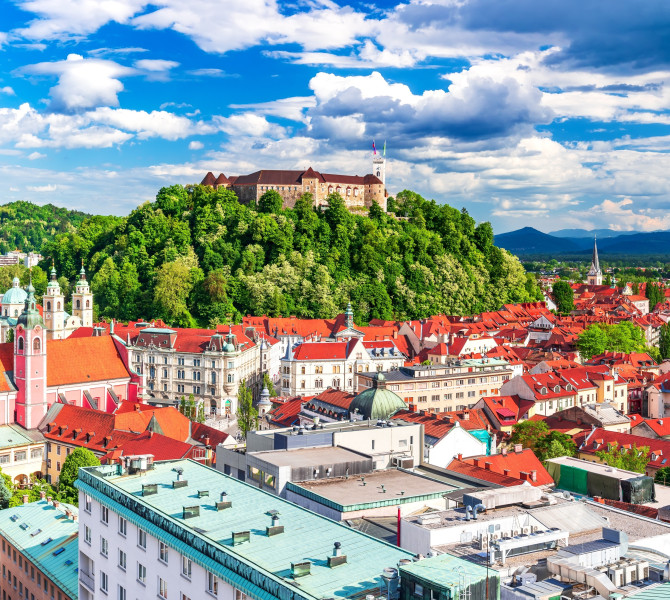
[546,456,645,481]
[251,445,370,468]
[289,469,457,510]
[583,403,630,425]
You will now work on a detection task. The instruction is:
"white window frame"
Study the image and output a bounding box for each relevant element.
[137,563,146,585]
[158,577,168,599]
[138,528,147,549]
[182,555,192,579]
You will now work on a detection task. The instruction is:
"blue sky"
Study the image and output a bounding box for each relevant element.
[2,0,670,233]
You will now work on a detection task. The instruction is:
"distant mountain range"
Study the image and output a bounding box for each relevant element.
[495,227,670,256]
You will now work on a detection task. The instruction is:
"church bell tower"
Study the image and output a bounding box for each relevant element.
[587,237,603,286]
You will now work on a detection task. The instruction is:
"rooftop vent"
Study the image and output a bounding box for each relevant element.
[232,530,250,546]
[267,513,284,537]
[198,490,209,498]
[142,484,158,496]
[291,561,311,578]
[183,506,200,519]
[328,542,347,568]
[216,491,231,511]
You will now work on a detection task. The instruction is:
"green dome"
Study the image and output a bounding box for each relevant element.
[224,342,236,353]
[349,375,405,420]
[2,278,27,305]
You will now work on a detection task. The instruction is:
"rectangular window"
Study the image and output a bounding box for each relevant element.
[100,571,108,593]
[56,445,61,455]
[1,454,12,465]
[101,536,109,556]
[118,516,127,536]
[207,572,218,596]
[137,563,146,584]
[118,585,126,600]
[181,556,192,579]
[84,525,91,544]
[30,448,42,459]
[158,577,168,599]
[138,528,146,549]
[159,541,169,563]
[118,549,126,570]
[101,506,108,524]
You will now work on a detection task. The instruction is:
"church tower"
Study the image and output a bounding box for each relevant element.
[587,236,602,286]
[372,141,386,186]
[72,263,93,327]
[43,264,66,339]
[14,280,47,429]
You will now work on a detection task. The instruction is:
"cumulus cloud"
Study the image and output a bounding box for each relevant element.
[26,151,45,159]
[22,54,134,112]
[188,141,203,150]
[304,71,552,146]
[588,198,670,231]
[0,86,15,95]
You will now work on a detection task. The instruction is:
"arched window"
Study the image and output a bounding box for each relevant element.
[76,300,81,309]
[86,300,90,308]
[18,337,24,351]
[46,301,51,311]
[33,338,41,352]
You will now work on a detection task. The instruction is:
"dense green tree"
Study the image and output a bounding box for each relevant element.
[0,475,11,509]
[577,322,648,360]
[596,442,650,473]
[535,431,577,462]
[660,324,670,360]
[258,190,283,213]
[263,373,277,396]
[646,280,665,311]
[237,379,258,438]
[58,448,101,504]
[509,420,549,451]
[552,280,574,314]
[655,466,670,486]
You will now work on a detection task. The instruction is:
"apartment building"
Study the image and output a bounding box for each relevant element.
[76,458,418,600]
[113,321,264,416]
[0,424,44,486]
[280,338,405,396]
[0,497,78,600]
[356,358,514,413]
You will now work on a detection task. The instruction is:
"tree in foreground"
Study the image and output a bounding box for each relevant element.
[552,280,574,315]
[659,323,670,360]
[58,448,101,504]
[236,379,258,439]
[596,442,650,473]
[534,431,577,462]
[577,321,648,360]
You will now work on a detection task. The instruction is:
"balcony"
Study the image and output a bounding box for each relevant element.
[79,570,95,591]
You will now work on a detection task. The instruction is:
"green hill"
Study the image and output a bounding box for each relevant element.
[0,201,93,254]
[39,186,542,326]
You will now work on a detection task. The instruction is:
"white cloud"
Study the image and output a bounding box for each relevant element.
[188,141,204,150]
[0,86,15,95]
[229,96,316,121]
[134,58,179,71]
[27,184,57,191]
[26,151,45,159]
[212,113,284,138]
[588,198,670,232]
[22,54,134,111]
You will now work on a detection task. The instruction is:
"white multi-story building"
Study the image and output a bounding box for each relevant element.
[76,457,418,600]
[280,338,405,397]
[113,322,267,416]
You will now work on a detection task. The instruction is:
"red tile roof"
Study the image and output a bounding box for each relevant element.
[628,414,670,437]
[446,458,524,486]
[269,396,303,427]
[46,336,130,386]
[452,448,553,486]
[292,341,355,360]
[102,431,194,462]
[574,428,670,470]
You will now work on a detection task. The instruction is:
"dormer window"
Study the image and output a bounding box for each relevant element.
[553,385,560,393]
[541,387,547,395]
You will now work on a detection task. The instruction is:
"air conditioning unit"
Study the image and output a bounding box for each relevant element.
[512,529,521,537]
[531,525,539,533]
[399,457,414,469]
[522,526,531,534]
[492,532,501,540]
[479,536,489,550]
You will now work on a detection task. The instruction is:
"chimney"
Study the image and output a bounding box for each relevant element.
[462,411,470,420]
[531,470,537,482]
[474,458,482,468]
[53,500,59,509]
[457,453,463,461]
[484,462,492,470]
[514,444,523,453]
[39,491,46,500]
[503,468,510,477]
[520,472,528,481]
[22,495,29,504]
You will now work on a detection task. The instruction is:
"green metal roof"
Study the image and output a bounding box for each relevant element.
[0,500,79,599]
[0,424,35,449]
[77,459,415,600]
[399,553,496,593]
[625,583,670,599]
[349,383,406,420]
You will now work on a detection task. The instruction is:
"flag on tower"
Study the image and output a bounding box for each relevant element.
[383,140,386,157]
[372,140,376,155]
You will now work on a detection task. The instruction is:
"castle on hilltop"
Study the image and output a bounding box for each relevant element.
[200,152,388,211]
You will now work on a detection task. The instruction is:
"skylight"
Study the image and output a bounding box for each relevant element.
[30,529,42,537]
[41,537,53,546]
[53,548,65,556]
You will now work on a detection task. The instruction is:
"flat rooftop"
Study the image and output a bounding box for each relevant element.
[547,456,644,481]
[289,469,457,510]
[251,445,370,468]
[77,459,415,600]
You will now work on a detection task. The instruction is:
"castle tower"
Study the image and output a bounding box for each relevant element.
[43,264,66,340]
[372,141,386,186]
[72,263,93,327]
[344,302,354,329]
[587,236,602,286]
[14,280,47,429]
